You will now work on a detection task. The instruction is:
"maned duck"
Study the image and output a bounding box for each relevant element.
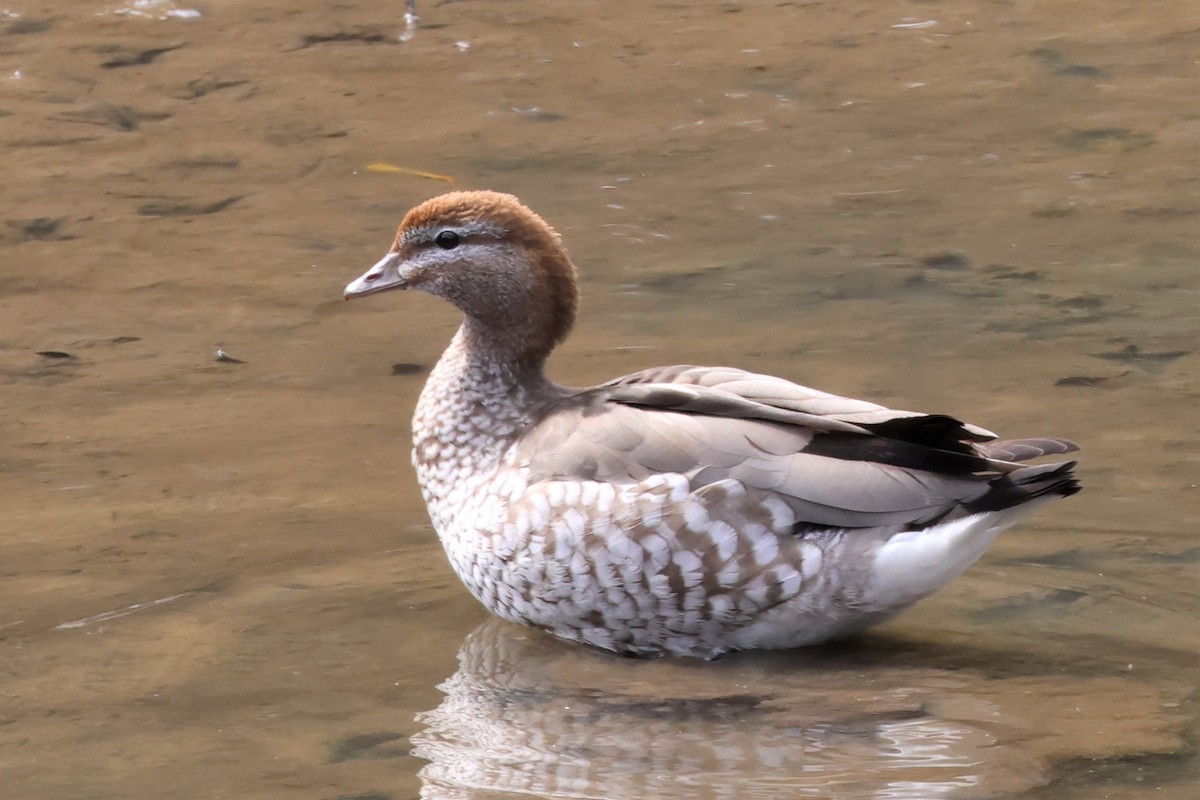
[344,190,1080,659]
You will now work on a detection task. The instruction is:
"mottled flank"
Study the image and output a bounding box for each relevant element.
[345,190,1081,659]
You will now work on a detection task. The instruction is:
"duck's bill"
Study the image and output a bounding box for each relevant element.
[344,252,406,299]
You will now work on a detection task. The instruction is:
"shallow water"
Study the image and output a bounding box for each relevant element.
[2,1,1197,798]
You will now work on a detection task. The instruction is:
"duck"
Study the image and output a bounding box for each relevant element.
[344,190,1080,659]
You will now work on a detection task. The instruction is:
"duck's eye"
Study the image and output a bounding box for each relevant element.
[434,230,461,250]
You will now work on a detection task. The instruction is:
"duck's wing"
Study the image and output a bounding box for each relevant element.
[602,365,1078,466]
[514,366,1078,531]
[600,365,998,441]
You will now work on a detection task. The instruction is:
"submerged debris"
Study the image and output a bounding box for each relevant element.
[365,162,454,183]
[391,362,425,376]
[100,42,185,69]
[215,349,245,364]
[138,195,242,217]
[1092,344,1188,373]
[1055,371,1131,388]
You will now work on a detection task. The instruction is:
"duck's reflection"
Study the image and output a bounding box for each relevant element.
[411,619,1062,799]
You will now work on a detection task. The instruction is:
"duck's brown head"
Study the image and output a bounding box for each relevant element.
[346,190,579,366]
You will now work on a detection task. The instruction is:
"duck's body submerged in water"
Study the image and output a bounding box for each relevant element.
[345,190,1080,659]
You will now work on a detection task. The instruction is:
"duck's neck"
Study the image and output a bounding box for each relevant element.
[412,324,554,483]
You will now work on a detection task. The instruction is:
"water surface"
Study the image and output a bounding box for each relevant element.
[2,1,1197,798]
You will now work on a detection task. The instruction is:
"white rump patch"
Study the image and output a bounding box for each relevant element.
[867,511,1018,609]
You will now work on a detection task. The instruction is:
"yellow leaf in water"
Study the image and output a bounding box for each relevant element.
[364,163,455,182]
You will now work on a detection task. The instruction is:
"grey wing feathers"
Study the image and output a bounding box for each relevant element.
[604,365,998,439]
[977,437,1080,462]
[603,382,868,436]
[515,365,1079,531]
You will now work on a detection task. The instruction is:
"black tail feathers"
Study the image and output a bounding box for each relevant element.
[964,460,1081,513]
